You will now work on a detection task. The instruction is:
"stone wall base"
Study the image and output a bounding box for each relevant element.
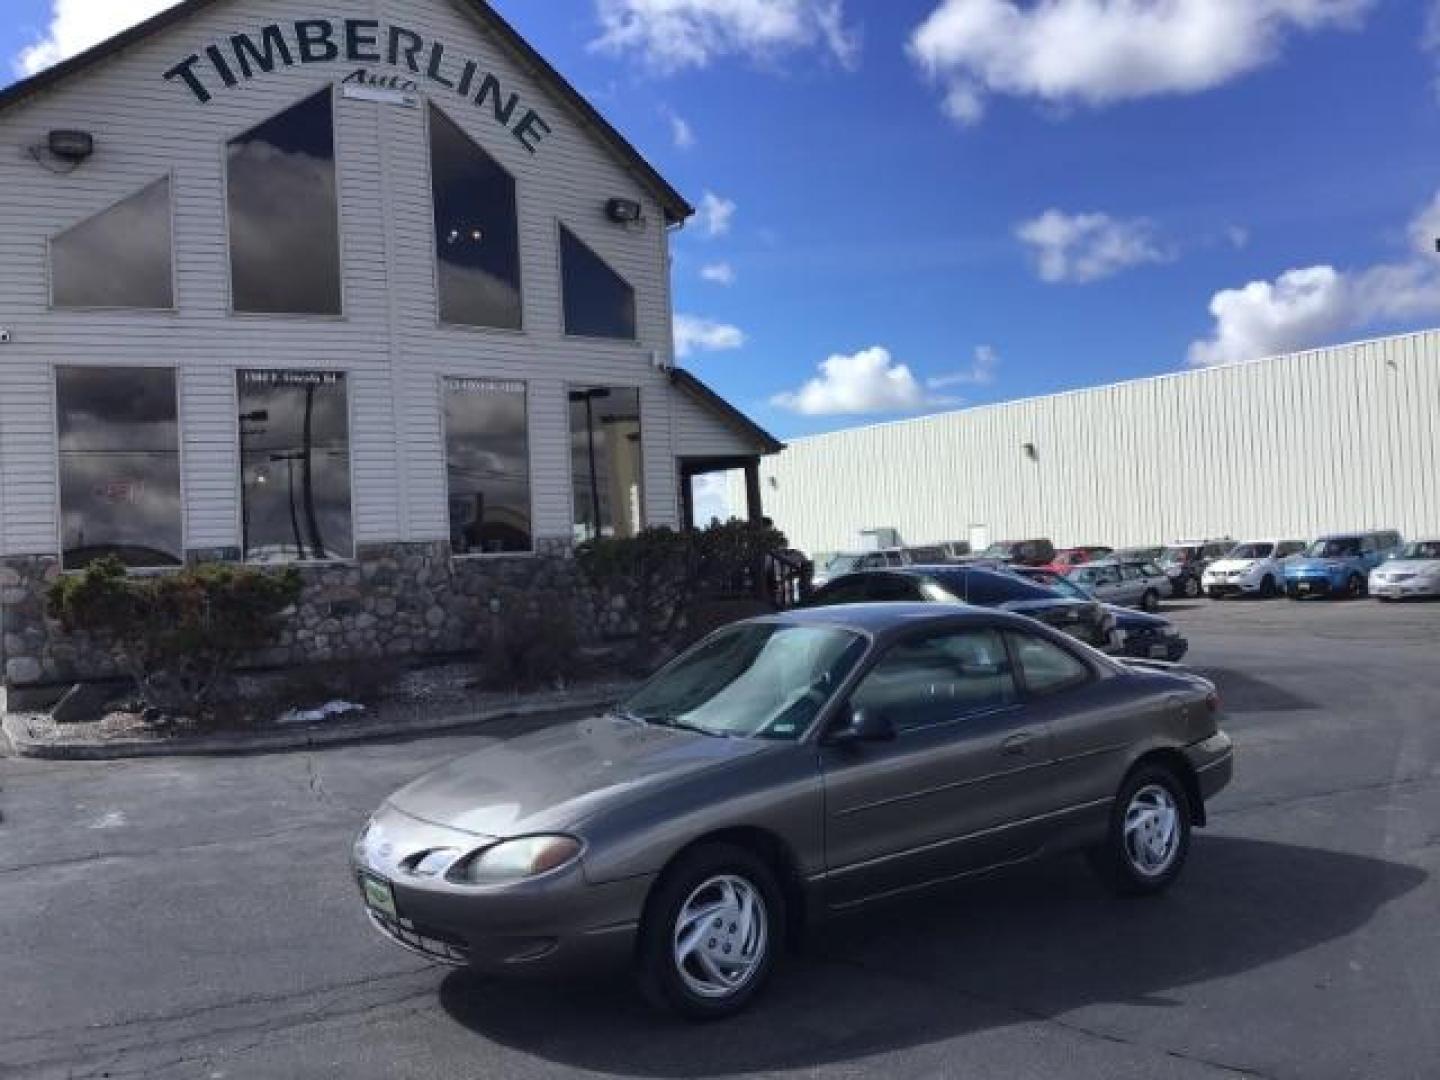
[0,541,625,689]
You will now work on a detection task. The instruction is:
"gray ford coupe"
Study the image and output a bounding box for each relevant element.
[354,604,1232,1018]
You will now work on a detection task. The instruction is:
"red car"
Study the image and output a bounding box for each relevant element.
[1040,546,1114,575]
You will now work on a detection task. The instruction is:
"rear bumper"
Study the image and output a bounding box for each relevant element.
[1185,731,1234,806]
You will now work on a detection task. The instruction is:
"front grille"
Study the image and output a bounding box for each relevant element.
[368,911,470,965]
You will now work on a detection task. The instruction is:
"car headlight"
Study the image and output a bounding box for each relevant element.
[446,835,583,885]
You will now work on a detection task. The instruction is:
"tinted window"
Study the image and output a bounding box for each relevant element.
[430,105,522,329]
[1009,632,1091,696]
[445,378,531,554]
[238,371,352,561]
[228,88,341,314]
[867,575,922,602]
[569,385,643,541]
[52,178,173,309]
[851,629,1017,733]
[560,225,636,340]
[1119,565,1143,580]
[942,569,1050,606]
[809,578,871,606]
[56,367,182,569]
[1279,542,1305,557]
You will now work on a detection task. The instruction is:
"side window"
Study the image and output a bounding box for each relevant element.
[51,178,174,309]
[866,575,923,602]
[560,224,637,340]
[850,629,1017,733]
[811,578,870,606]
[1360,536,1377,554]
[1280,542,1303,558]
[1119,565,1143,581]
[1008,632,1092,697]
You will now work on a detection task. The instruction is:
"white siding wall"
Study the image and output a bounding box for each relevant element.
[0,0,689,558]
[762,331,1440,555]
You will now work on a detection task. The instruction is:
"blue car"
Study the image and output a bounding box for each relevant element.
[1283,530,1402,599]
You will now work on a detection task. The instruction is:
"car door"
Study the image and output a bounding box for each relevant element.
[1115,564,1148,605]
[818,624,1055,909]
[1001,628,1134,850]
[1087,565,1123,603]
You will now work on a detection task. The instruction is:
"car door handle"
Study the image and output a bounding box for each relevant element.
[1001,732,1035,756]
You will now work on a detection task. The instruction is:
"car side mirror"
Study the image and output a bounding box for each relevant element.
[825,705,896,746]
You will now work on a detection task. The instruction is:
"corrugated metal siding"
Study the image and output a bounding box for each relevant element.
[0,0,692,558]
[762,331,1440,555]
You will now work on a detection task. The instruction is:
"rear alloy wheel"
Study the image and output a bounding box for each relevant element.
[1090,764,1192,896]
[637,844,782,1020]
[1141,589,1160,612]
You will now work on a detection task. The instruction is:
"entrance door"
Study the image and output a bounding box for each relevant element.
[969,524,989,554]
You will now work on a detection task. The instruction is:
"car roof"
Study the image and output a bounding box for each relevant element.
[762,602,1035,636]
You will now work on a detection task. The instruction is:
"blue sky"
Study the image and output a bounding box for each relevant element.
[7,1,1440,441]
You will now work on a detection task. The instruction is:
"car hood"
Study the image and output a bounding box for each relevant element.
[1374,559,1440,575]
[385,713,771,837]
[1286,557,1351,574]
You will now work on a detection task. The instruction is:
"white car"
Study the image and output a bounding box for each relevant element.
[1201,540,1307,599]
[1369,540,1440,600]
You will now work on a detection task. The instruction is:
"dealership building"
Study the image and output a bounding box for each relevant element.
[759,330,1440,559]
[0,0,782,689]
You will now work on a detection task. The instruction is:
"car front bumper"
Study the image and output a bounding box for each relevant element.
[352,806,651,977]
[1203,575,1261,596]
[1285,575,1339,598]
[1369,576,1440,599]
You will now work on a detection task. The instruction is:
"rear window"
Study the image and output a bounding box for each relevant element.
[935,569,1054,605]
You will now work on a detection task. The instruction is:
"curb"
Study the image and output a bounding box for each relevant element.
[1,685,632,761]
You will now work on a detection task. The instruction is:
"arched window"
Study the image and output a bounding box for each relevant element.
[560,225,636,341]
[51,178,173,309]
[227,87,341,315]
[429,104,522,329]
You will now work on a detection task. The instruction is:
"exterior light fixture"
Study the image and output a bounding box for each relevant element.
[1022,442,1038,461]
[605,197,643,225]
[48,130,95,163]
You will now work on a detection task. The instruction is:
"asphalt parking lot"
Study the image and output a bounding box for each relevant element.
[2,598,1438,1079]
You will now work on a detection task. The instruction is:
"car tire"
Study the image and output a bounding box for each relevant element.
[1141,589,1160,612]
[636,843,784,1020]
[1089,763,1192,897]
[1345,574,1364,600]
[1259,575,1276,599]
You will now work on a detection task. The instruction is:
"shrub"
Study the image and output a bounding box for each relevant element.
[575,521,789,668]
[48,557,302,718]
[480,607,581,691]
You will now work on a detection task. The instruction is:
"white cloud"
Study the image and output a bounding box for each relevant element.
[662,106,696,149]
[1016,209,1172,284]
[908,0,1371,125]
[1188,190,1440,367]
[697,190,737,238]
[591,0,859,73]
[15,0,182,76]
[1226,225,1251,250]
[771,346,959,415]
[674,314,746,358]
[928,344,999,388]
[700,261,736,285]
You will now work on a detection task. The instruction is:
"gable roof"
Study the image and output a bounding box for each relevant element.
[671,369,785,457]
[0,0,693,224]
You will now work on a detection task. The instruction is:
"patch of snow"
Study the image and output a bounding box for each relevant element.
[276,700,367,727]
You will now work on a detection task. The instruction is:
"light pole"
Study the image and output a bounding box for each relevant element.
[569,388,610,539]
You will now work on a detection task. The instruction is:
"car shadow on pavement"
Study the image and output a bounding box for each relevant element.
[1192,668,1316,712]
[438,837,1425,1075]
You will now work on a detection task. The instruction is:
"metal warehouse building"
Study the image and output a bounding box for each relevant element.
[759,330,1440,558]
[0,0,782,690]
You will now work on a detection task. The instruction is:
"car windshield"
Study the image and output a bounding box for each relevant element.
[620,623,865,741]
[1396,541,1440,560]
[1307,538,1361,558]
[1034,572,1090,600]
[1229,543,1274,559]
[824,553,863,574]
[1158,547,1197,566]
[981,543,1014,557]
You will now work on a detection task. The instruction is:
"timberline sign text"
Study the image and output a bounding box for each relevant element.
[163,19,552,154]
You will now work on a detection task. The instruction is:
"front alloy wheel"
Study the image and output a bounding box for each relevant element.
[1090,764,1192,896]
[638,844,782,1019]
[1183,576,1201,599]
[1141,589,1160,612]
